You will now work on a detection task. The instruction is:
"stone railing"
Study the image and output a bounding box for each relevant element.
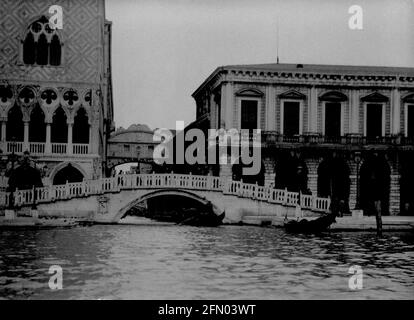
[6,141,24,153]
[29,142,46,155]
[262,132,414,146]
[0,173,331,213]
[73,143,89,155]
[1,141,90,155]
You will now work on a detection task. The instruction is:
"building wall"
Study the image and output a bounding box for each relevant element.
[215,85,401,136]
[193,66,414,215]
[0,0,113,184]
[0,0,106,84]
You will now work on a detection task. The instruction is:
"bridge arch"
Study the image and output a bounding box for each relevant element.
[114,188,224,221]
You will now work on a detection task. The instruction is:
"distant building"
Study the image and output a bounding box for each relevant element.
[0,0,113,186]
[106,124,160,175]
[192,63,414,216]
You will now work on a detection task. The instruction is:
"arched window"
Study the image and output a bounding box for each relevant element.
[53,164,84,185]
[51,107,68,143]
[317,157,350,211]
[29,105,46,142]
[23,16,62,66]
[23,32,35,64]
[360,155,390,216]
[50,35,61,66]
[36,34,49,65]
[8,163,43,191]
[6,105,24,142]
[275,152,309,193]
[73,108,90,144]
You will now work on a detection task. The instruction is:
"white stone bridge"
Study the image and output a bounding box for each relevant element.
[1,173,331,223]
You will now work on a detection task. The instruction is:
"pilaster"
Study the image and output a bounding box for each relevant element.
[391,88,401,135]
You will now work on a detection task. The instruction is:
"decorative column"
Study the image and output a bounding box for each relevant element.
[90,123,99,155]
[309,86,318,133]
[391,88,401,135]
[389,159,400,216]
[209,93,216,129]
[220,82,234,130]
[389,174,400,216]
[349,153,363,215]
[0,120,6,152]
[350,89,360,134]
[263,157,276,187]
[305,158,318,196]
[266,86,276,131]
[68,123,73,155]
[89,124,93,154]
[348,163,358,211]
[45,123,51,154]
[23,121,29,152]
[1,120,6,142]
[219,161,232,182]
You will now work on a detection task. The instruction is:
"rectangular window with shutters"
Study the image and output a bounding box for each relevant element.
[407,104,414,138]
[324,102,342,137]
[282,101,300,136]
[240,99,258,130]
[365,103,384,138]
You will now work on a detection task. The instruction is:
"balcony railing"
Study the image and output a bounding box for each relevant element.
[29,142,45,154]
[262,132,414,146]
[73,143,89,155]
[51,143,67,154]
[1,141,90,156]
[7,141,23,153]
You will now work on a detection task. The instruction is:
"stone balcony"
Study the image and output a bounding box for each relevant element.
[261,132,414,150]
[0,141,90,156]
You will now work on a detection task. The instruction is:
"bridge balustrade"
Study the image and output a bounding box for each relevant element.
[269,188,285,203]
[286,191,299,206]
[300,194,314,209]
[35,186,51,203]
[3,173,331,213]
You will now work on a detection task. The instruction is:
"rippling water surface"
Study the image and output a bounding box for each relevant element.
[0,222,413,299]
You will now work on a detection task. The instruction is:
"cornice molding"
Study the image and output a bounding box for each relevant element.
[319,90,348,102]
[235,88,264,97]
[402,93,414,103]
[279,89,306,100]
[361,91,389,102]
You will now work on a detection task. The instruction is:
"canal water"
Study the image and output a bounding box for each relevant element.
[0,221,413,299]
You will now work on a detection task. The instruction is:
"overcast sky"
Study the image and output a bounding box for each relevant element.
[105,0,414,130]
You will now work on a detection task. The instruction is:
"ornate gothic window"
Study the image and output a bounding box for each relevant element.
[51,107,68,143]
[7,105,24,142]
[73,108,90,144]
[23,16,62,66]
[29,105,46,142]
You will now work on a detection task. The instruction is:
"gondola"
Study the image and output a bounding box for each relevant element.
[178,204,225,227]
[178,212,225,227]
[284,212,337,233]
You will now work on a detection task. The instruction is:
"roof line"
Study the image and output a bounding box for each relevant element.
[191,62,414,98]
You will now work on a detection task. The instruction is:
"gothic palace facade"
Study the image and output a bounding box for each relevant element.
[0,0,114,186]
[192,63,414,216]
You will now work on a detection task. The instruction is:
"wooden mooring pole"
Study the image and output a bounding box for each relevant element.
[374,200,382,237]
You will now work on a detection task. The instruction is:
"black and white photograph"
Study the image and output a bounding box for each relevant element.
[0,0,413,306]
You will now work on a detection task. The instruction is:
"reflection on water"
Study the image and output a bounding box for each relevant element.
[0,223,413,299]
